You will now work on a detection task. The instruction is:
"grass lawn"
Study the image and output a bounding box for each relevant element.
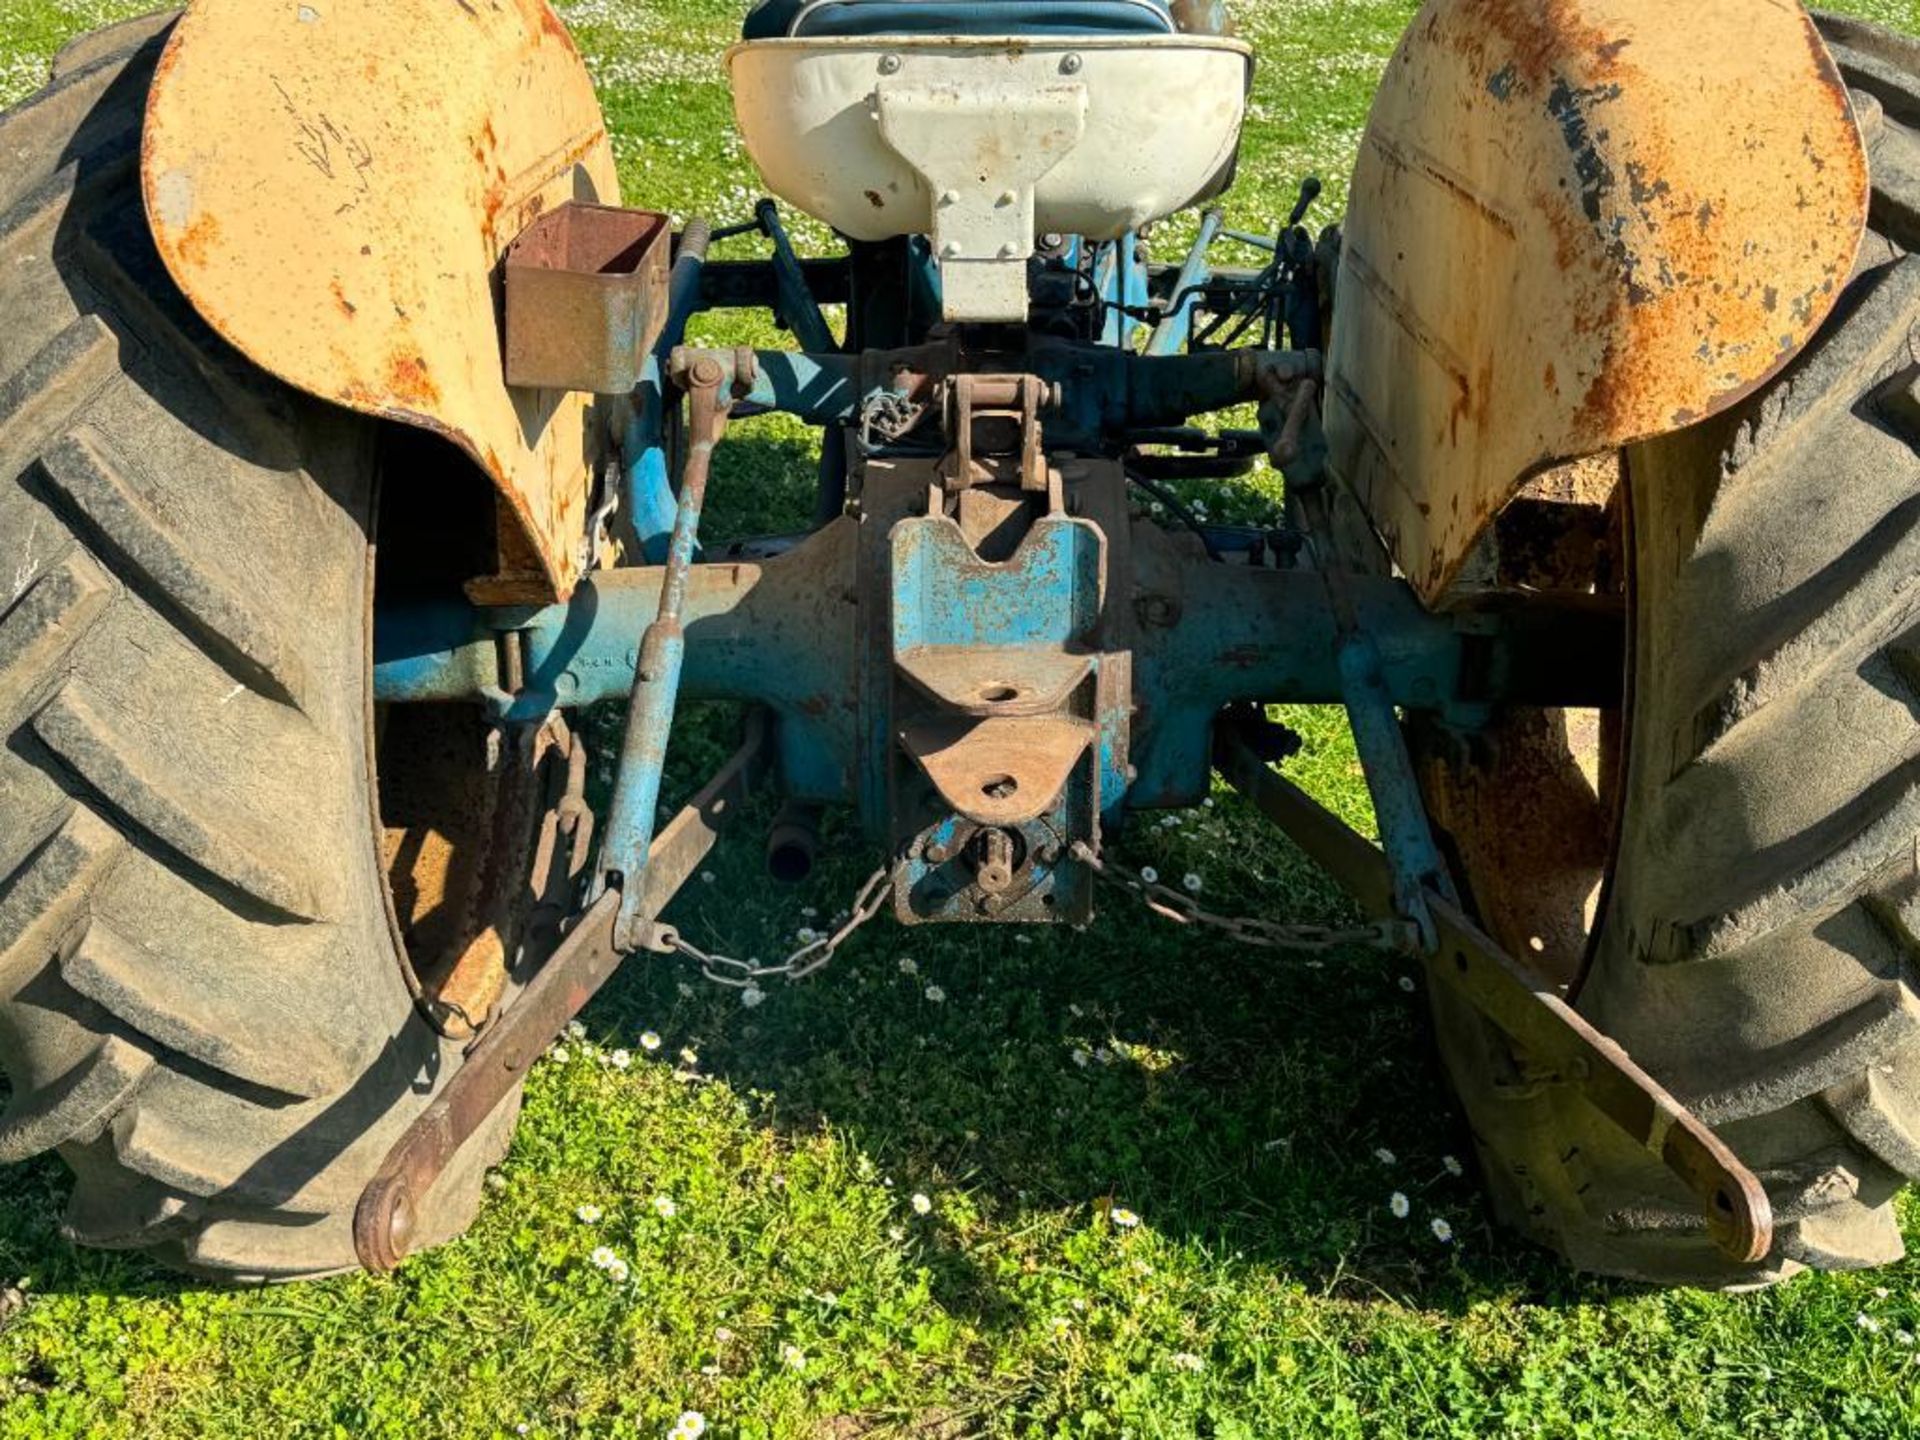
[5,1,1920,1436]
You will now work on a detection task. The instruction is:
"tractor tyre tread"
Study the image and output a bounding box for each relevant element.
[0,18,509,1279]
[1471,13,1920,1285]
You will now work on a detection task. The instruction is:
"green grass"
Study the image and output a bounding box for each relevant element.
[5,1,1920,1436]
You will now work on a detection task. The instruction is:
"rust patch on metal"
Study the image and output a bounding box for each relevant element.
[171,211,219,268]
[1324,0,1868,603]
[142,0,618,603]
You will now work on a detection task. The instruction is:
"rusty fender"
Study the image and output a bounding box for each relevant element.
[141,0,620,602]
[1325,0,1869,602]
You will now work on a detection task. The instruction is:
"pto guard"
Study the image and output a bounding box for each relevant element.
[140,0,619,602]
[1326,0,1870,602]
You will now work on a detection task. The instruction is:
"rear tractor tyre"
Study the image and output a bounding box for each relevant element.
[0,18,540,1279]
[1415,12,1920,1286]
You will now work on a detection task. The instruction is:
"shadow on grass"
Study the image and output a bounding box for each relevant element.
[578,697,1640,1325]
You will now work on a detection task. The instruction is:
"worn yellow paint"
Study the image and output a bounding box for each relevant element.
[141,0,619,601]
[1326,0,1869,602]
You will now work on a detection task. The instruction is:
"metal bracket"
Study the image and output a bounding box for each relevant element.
[939,373,1057,495]
[1216,722,1773,1264]
[875,78,1088,322]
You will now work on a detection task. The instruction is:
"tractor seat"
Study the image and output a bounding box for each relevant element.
[730,0,1248,321]
[742,0,1225,40]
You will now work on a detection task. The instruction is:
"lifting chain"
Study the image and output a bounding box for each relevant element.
[1068,841,1409,953]
[664,831,1406,996]
[661,866,892,990]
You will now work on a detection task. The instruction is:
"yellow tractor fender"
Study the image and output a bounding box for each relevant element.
[1325,0,1870,602]
[140,0,619,603]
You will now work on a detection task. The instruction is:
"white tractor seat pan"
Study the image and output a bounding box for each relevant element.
[727,35,1253,320]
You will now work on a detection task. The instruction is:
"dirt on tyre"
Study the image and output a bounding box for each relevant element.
[0,17,538,1279]
[1416,13,1920,1287]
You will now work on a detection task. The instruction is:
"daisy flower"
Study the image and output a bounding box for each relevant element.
[779,1343,807,1370]
[1110,1206,1141,1229]
[1182,872,1203,893]
[576,1203,603,1225]
[741,986,765,1008]
[609,1049,632,1070]
[639,1031,662,1052]
[672,1412,708,1439]
[1443,1155,1464,1177]
[898,957,919,975]
[910,1192,933,1215]
[1388,1192,1410,1219]
[1430,1216,1454,1243]
[653,1195,678,1218]
[1374,1147,1396,1166]
[1139,865,1160,885]
[924,985,946,1003]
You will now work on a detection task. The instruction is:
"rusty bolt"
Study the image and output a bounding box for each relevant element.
[975,829,1016,895]
[1136,593,1181,628]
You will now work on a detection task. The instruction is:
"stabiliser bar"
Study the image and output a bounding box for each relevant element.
[1214,719,1773,1264]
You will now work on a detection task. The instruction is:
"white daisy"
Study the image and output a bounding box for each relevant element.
[1139,865,1160,885]
[576,1203,603,1224]
[679,1047,699,1066]
[1388,1192,1410,1219]
[590,1246,616,1269]
[779,1343,807,1370]
[898,957,919,975]
[910,1192,933,1215]
[1171,1352,1205,1373]
[673,1412,708,1439]
[609,1049,631,1070]
[796,927,818,944]
[924,985,946,1003]
[1071,1048,1092,1068]
[639,1031,662,1052]
[1374,1147,1396,1166]
[1110,1206,1141,1229]
[653,1194,678,1218]
[1858,1312,1884,1333]
[550,1045,571,1064]
[1443,1155,1464,1177]
[1430,1216,1454,1243]
[1182,872,1203,893]
[566,1020,586,1040]
[606,1258,629,1283]
[741,986,765,1008]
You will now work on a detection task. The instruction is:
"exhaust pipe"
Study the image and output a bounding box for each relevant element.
[765,800,822,884]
